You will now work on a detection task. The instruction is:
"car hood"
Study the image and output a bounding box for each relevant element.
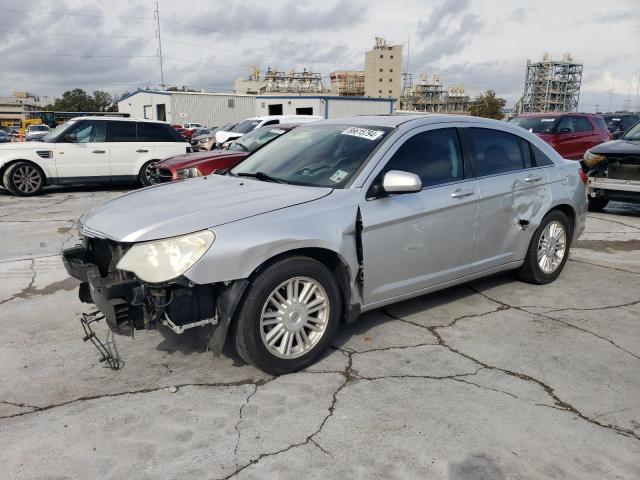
[0,141,56,151]
[79,174,333,243]
[590,139,640,155]
[155,150,237,170]
[216,131,244,144]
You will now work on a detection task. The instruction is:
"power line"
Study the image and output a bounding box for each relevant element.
[0,7,152,21]
[0,30,153,40]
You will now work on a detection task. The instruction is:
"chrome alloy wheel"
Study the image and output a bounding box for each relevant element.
[537,220,567,274]
[12,165,42,193]
[259,277,330,359]
[144,161,159,184]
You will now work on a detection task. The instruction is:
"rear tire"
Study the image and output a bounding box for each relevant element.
[233,256,341,375]
[3,161,45,196]
[587,196,609,212]
[517,210,571,285]
[139,160,159,187]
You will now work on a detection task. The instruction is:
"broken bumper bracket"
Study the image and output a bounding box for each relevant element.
[80,310,122,370]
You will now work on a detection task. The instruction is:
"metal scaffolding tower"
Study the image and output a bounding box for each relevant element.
[520,53,583,113]
[401,74,470,114]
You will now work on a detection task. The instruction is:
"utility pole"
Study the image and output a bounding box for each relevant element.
[154,1,165,89]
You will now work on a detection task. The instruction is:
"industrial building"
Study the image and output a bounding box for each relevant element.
[400,75,470,114]
[0,91,56,128]
[117,90,256,127]
[234,67,266,95]
[330,71,365,96]
[518,53,583,113]
[117,90,395,125]
[364,37,403,99]
[256,95,394,118]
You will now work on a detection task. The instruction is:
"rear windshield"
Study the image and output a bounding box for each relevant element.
[232,124,392,188]
[231,119,261,134]
[509,116,558,133]
[622,122,640,141]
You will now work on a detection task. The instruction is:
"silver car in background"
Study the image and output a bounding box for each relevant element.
[63,115,587,374]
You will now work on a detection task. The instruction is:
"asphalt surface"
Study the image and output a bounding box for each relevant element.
[1,185,639,480]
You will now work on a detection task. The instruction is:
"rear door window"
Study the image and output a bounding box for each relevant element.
[468,128,525,177]
[574,117,593,132]
[556,117,574,133]
[107,121,137,142]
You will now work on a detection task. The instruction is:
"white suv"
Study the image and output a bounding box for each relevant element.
[214,115,322,146]
[0,117,190,196]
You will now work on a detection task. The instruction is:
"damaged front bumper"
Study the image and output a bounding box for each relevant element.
[62,243,248,354]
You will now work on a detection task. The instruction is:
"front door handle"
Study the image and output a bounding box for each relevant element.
[136,148,149,153]
[524,175,543,183]
[450,189,475,199]
[91,149,106,154]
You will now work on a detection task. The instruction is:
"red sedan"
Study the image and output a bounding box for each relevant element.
[153,124,299,182]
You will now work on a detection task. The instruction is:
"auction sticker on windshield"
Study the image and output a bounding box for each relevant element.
[270,129,285,134]
[341,127,385,140]
[329,169,349,183]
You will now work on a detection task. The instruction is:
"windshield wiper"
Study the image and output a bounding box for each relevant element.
[236,171,289,184]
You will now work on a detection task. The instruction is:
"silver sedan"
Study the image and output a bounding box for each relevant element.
[63,115,587,374]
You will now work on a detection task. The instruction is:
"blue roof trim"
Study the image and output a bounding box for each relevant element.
[117,89,171,102]
[257,95,395,103]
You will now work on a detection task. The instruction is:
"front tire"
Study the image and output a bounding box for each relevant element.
[3,161,45,196]
[233,256,342,375]
[517,210,571,284]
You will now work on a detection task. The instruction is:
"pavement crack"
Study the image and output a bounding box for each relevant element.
[219,354,354,479]
[587,215,640,231]
[380,291,640,443]
[0,378,272,421]
[232,383,260,466]
[0,258,36,306]
[0,400,40,411]
[451,378,519,399]
[568,258,639,275]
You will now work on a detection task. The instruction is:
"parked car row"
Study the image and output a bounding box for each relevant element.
[62,114,587,374]
[509,111,640,210]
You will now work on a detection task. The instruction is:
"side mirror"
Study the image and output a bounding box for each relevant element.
[612,130,624,140]
[63,133,77,143]
[382,170,422,194]
[557,128,572,134]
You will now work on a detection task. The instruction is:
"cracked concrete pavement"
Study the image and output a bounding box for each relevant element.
[0,186,639,479]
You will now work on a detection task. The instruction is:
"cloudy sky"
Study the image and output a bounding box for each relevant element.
[1,0,639,110]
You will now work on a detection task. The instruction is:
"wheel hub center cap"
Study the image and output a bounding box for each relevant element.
[283,304,305,331]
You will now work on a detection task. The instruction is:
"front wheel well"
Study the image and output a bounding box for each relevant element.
[249,248,354,323]
[1,160,48,186]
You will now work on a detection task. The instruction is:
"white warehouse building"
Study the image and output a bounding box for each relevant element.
[256,95,395,118]
[117,90,396,126]
[117,90,256,127]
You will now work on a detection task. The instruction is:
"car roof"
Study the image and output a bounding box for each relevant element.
[69,116,168,124]
[319,114,508,128]
[514,112,599,118]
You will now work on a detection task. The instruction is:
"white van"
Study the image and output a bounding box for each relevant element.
[214,115,322,146]
[0,117,190,196]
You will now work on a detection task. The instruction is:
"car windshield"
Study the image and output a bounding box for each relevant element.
[30,125,50,132]
[228,127,287,153]
[231,119,261,134]
[41,120,75,143]
[509,116,558,133]
[622,122,640,141]
[231,124,392,188]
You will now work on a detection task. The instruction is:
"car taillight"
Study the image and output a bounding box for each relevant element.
[578,168,588,184]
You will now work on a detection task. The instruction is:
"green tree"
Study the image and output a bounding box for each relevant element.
[92,90,114,111]
[47,89,115,112]
[469,90,507,120]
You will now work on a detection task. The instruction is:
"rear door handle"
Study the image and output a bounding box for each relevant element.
[450,189,475,199]
[91,149,106,154]
[136,148,149,153]
[524,175,543,183]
